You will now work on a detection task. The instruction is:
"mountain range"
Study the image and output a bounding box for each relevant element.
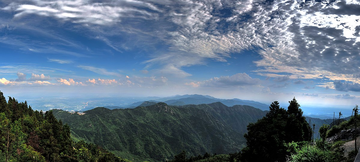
[53,102,266,161]
[106,94,269,111]
[53,96,335,161]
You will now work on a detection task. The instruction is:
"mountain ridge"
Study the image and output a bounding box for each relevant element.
[53,102,267,161]
[118,94,269,111]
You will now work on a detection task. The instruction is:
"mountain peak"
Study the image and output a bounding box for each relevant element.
[208,102,228,108]
[138,101,157,107]
[84,107,111,114]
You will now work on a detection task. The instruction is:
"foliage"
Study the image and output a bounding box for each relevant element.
[326,115,360,138]
[287,140,346,162]
[53,102,266,161]
[288,144,332,162]
[170,151,231,162]
[0,90,125,162]
[319,124,329,141]
[240,99,312,162]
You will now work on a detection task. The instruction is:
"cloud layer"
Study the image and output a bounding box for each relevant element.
[2,0,360,82]
[0,0,360,103]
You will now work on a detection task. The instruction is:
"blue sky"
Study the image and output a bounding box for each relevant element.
[0,0,360,109]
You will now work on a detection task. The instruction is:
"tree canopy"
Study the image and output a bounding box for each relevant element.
[240,98,312,162]
[0,91,125,162]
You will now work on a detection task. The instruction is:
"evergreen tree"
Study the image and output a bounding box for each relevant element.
[319,124,329,142]
[0,92,9,117]
[240,99,312,162]
[0,91,124,162]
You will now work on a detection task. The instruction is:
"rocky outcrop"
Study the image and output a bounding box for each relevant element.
[327,128,360,142]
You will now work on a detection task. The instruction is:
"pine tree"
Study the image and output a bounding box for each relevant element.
[241,99,311,162]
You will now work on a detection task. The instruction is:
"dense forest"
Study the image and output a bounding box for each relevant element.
[0,91,126,162]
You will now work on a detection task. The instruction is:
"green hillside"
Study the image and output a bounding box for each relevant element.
[181,102,267,135]
[53,102,266,161]
[0,91,125,162]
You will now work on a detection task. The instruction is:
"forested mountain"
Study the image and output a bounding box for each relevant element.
[0,91,125,162]
[181,102,267,135]
[121,94,269,111]
[53,102,266,161]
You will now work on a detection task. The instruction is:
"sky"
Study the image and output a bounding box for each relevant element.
[0,0,360,109]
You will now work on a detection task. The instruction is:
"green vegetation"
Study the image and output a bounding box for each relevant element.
[170,151,230,162]
[239,99,312,162]
[237,101,358,162]
[287,140,346,162]
[0,91,125,162]
[325,111,359,138]
[3,89,357,162]
[168,98,354,162]
[53,102,267,161]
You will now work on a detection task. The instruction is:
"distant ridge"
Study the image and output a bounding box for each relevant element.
[53,102,267,161]
[121,94,268,110]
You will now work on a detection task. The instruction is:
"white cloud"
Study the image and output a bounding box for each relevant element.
[97,78,118,85]
[3,0,159,25]
[33,81,52,85]
[29,73,50,81]
[0,78,12,85]
[58,78,84,86]
[3,0,360,88]
[87,79,96,84]
[86,78,119,85]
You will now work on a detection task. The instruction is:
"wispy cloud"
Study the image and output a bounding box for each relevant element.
[186,73,260,88]
[48,58,73,64]
[78,65,121,77]
[3,0,159,25]
[1,0,360,95]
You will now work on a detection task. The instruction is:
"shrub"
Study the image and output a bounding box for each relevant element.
[289,145,330,162]
[326,125,341,138]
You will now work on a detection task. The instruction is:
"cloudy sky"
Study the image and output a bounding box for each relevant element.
[0,0,360,109]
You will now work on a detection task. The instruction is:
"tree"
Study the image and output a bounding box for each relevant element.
[0,113,11,162]
[319,124,329,142]
[10,120,26,160]
[286,98,312,143]
[354,105,358,152]
[0,91,10,117]
[240,99,312,162]
[173,151,187,162]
